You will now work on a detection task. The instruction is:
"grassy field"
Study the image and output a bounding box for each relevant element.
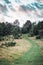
[0,35,43,65]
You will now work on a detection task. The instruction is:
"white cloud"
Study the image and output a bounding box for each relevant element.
[0,0,43,27]
[4,10,30,27]
[0,0,5,5]
[10,0,36,6]
[21,0,35,5]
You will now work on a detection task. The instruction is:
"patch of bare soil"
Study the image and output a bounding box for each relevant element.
[0,39,31,60]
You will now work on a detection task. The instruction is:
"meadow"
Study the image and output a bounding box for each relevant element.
[0,35,43,65]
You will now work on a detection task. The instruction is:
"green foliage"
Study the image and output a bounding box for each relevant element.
[5,42,16,47]
[0,59,11,65]
[0,36,4,41]
[36,35,41,39]
[30,22,38,36]
[0,42,16,47]
[0,22,12,36]
[14,35,19,39]
[28,33,34,37]
[0,21,21,39]
[22,20,32,34]
[39,30,43,38]
[37,21,43,30]
[30,33,34,37]
[12,19,21,39]
[29,21,43,36]
[28,34,31,37]
[0,20,43,39]
[12,26,21,39]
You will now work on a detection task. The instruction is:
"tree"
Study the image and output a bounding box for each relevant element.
[22,20,32,33]
[37,21,43,30]
[5,22,12,35]
[14,19,19,26]
[0,22,13,36]
[12,20,21,39]
[31,22,38,35]
[37,21,43,38]
[0,22,3,36]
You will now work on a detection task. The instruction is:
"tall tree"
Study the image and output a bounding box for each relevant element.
[12,20,21,39]
[22,20,32,33]
[37,21,43,30]
[14,19,19,26]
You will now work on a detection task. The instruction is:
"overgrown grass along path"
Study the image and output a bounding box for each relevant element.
[0,36,43,65]
[15,36,43,65]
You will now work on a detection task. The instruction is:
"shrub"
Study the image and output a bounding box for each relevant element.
[0,43,5,48]
[28,34,31,37]
[28,33,34,37]
[30,33,34,37]
[14,35,19,39]
[0,36,4,41]
[14,34,22,39]
[36,35,41,39]
[5,42,16,47]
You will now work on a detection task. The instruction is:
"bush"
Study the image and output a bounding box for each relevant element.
[14,35,19,39]
[28,33,34,37]
[0,36,4,41]
[14,34,22,39]
[36,35,41,39]
[0,43,4,48]
[28,34,31,37]
[5,42,16,47]
[30,33,34,37]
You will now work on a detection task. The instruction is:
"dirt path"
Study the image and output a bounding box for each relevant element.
[14,36,43,65]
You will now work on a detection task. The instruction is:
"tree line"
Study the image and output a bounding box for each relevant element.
[0,20,43,39]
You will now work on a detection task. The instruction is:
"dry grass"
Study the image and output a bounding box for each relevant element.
[29,36,43,56]
[0,39,31,61]
[29,36,43,47]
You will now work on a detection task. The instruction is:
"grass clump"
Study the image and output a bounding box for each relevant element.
[0,42,16,47]
[5,42,16,47]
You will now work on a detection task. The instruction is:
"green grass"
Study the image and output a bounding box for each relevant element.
[14,36,43,65]
[0,59,11,65]
[0,35,43,65]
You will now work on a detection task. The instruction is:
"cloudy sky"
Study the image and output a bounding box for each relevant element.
[0,0,43,27]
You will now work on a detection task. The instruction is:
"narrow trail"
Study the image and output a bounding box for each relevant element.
[15,36,43,65]
[0,36,43,65]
